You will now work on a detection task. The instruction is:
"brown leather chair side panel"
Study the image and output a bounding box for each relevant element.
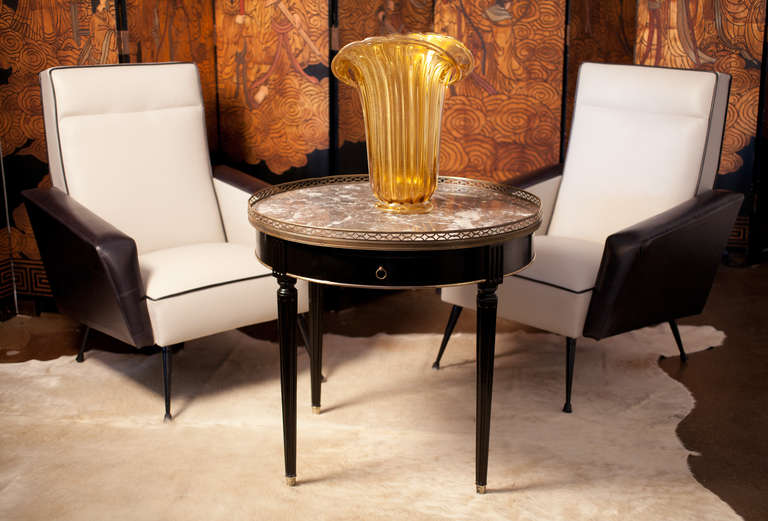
[22,187,154,347]
[584,190,743,340]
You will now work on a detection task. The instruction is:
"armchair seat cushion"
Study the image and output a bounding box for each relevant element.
[138,243,307,346]
[441,235,605,339]
[139,243,269,300]
[516,235,604,293]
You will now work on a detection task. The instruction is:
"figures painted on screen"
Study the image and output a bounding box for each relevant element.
[216,0,329,174]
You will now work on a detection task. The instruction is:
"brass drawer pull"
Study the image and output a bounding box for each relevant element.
[375,266,388,280]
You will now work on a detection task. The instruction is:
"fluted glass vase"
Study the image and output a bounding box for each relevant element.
[332,33,473,214]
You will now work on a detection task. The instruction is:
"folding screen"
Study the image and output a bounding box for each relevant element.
[0,0,121,314]
[215,0,330,182]
[635,0,766,257]
[433,0,565,182]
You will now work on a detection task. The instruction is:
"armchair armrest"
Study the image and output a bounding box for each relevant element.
[583,190,743,340]
[505,162,563,189]
[213,165,270,246]
[22,187,153,347]
[504,163,563,235]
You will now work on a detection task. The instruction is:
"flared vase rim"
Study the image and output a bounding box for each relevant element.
[331,32,473,86]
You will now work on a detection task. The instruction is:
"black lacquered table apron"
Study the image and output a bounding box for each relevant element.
[248,175,541,493]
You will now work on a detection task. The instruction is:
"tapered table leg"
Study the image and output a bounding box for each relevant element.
[277,273,298,486]
[309,282,323,414]
[476,280,498,494]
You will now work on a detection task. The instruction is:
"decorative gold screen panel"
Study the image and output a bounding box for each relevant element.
[433,0,565,182]
[215,0,329,175]
[636,0,765,178]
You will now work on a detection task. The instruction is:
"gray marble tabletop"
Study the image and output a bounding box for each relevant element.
[248,175,541,250]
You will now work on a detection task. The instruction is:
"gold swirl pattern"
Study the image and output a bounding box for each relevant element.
[19,44,47,71]
[493,142,545,178]
[16,82,41,115]
[0,29,24,55]
[533,2,562,31]
[636,0,765,177]
[438,138,470,174]
[443,96,487,138]
[462,135,497,173]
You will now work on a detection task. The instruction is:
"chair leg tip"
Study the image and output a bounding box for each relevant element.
[164,413,173,423]
[285,476,296,487]
[75,355,84,363]
[476,484,486,494]
[562,403,572,413]
[432,362,440,370]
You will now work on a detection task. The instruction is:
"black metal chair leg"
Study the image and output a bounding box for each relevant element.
[162,346,173,422]
[297,314,310,353]
[432,305,463,370]
[563,337,576,413]
[76,326,89,363]
[668,320,688,363]
[297,312,326,384]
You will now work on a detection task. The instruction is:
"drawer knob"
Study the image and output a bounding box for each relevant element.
[375,266,388,280]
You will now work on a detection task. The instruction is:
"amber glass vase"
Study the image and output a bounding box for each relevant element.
[332,33,473,213]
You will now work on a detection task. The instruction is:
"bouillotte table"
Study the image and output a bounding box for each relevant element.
[248,175,541,493]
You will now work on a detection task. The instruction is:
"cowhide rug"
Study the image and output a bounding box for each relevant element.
[0,324,740,520]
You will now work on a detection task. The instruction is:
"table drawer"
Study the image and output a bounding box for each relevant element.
[257,233,533,288]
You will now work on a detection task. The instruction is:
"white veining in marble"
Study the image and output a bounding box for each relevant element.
[251,179,539,234]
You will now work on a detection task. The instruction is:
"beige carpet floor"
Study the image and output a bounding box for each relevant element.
[0,325,741,520]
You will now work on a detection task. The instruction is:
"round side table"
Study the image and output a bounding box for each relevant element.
[249,175,541,493]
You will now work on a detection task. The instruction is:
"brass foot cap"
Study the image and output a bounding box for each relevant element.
[285,476,296,486]
[312,406,321,415]
[476,485,486,494]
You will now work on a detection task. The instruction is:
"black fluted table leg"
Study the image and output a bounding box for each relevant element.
[309,282,323,414]
[277,273,298,486]
[476,280,498,494]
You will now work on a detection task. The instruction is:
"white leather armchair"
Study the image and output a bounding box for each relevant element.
[435,63,743,412]
[23,63,308,420]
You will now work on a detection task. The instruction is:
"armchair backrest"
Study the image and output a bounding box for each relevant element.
[549,63,729,244]
[40,63,225,254]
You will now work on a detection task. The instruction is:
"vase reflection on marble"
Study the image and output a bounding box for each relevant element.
[331,33,473,214]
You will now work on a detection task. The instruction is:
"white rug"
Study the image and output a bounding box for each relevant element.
[0,325,741,520]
